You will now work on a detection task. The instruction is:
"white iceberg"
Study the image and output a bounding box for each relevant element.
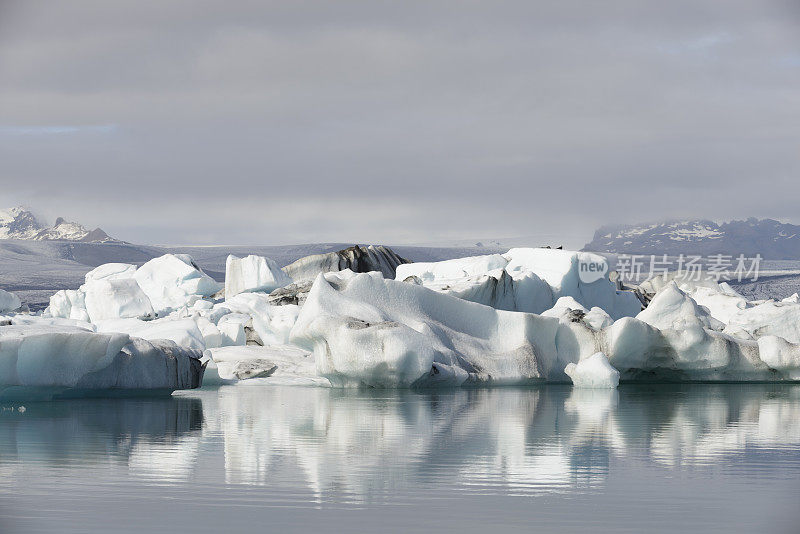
[0,289,21,313]
[83,278,154,322]
[222,292,301,345]
[564,352,620,388]
[290,270,564,387]
[636,281,723,331]
[224,254,292,298]
[0,325,204,400]
[133,254,222,314]
[208,345,323,385]
[47,289,90,322]
[95,317,206,351]
[84,263,138,283]
[396,248,641,319]
[724,300,800,344]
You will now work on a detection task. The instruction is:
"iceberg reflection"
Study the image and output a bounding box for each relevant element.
[1,384,799,503]
[204,384,800,501]
[0,397,204,484]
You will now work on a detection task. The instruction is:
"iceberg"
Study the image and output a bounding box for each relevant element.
[288,269,800,387]
[0,289,22,313]
[283,245,408,282]
[724,300,800,344]
[207,345,326,386]
[133,254,222,314]
[636,281,723,331]
[396,248,641,319]
[96,317,206,351]
[290,270,564,387]
[83,278,154,322]
[224,254,292,298]
[564,352,619,388]
[0,325,204,400]
[84,262,138,282]
[47,254,219,321]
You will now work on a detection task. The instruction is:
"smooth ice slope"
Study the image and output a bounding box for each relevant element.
[225,254,292,298]
[564,352,620,388]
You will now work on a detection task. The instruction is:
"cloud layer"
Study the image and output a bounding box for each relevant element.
[1,1,798,246]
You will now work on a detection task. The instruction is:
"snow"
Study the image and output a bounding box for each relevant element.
[0,289,21,313]
[564,352,620,388]
[224,254,292,298]
[0,325,204,400]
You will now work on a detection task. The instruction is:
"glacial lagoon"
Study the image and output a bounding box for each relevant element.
[1,384,799,533]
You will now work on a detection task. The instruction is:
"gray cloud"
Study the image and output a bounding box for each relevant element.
[1,0,798,246]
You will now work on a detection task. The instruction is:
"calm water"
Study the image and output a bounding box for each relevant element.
[1,384,799,533]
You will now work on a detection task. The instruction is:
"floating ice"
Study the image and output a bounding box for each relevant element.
[564,352,620,388]
[208,345,324,386]
[396,248,641,319]
[0,289,21,313]
[0,325,204,400]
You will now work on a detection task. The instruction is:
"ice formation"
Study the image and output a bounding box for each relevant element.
[564,352,620,388]
[6,246,800,394]
[283,245,408,282]
[396,248,641,319]
[224,254,292,298]
[133,254,221,313]
[47,254,221,322]
[0,289,21,313]
[0,324,204,400]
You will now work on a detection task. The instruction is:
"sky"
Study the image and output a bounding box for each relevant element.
[0,1,798,247]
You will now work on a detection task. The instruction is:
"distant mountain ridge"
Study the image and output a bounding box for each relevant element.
[0,206,120,243]
[584,218,800,259]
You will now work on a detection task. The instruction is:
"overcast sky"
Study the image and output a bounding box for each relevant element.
[1,1,798,247]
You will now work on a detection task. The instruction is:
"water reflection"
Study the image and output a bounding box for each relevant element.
[0,397,204,484]
[2,385,799,501]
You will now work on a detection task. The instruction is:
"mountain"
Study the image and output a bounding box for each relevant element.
[584,218,800,259]
[0,206,120,243]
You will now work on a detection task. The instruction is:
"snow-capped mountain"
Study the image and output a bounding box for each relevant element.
[584,218,800,259]
[0,206,119,243]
